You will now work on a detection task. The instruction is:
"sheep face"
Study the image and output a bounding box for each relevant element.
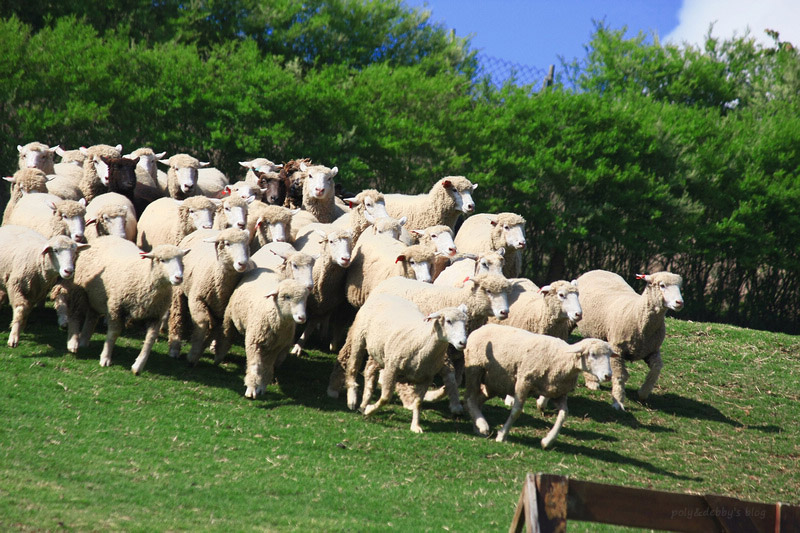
[442,180,477,214]
[128,150,165,177]
[469,275,510,320]
[141,246,186,285]
[177,167,198,194]
[305,165,337,200]
[209,229,251,273]
[573,339,614,383]
[640,272,684,312]
[221,199,249,231]
[499,222,526,250]
[371,216,406,240]
[541,280,582,322]
[428,228,457,257]
[254,171,286,205]
[288,256,315,290]
[268,281,310,324]
[397,255,433,283]
[359,195,389,224]
[50,201,86,243]
[427,304,469,351]
[184,204,214,231]
[43,236,81,279]
[475,251,505,277]
[18,144,56,170]
[99,156,138,195]
[97,213,128,238]
[319,230,352,267]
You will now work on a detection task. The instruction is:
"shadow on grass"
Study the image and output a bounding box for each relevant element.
[644,392,781,433]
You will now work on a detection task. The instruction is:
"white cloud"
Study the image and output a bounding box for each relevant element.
[665,0,800,49]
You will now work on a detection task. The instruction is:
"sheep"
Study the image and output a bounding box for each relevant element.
[136,196,216,251]
[249,242,316,290]
[279,158,312,209]
[489,279,582,340]
[328,273,511,411]
[84,192,137,241]
[53,146,85,175]
[124,147,167,190]
[383,176,477,232]
[453,212,526,278]
[433,250,506,288]
[574,270,684,411]
[5,193,87,243]
[2,168,50,224]
[367,215,407,240]
[246,202,295,252]
[300,163,347,223]
[345,232,437,309]
[17,142,57,175]
[158,153,210,199]
[212,194,251,231]
[167,228,251,364]
[218,276,310,399]
[342,294,469,433]
[77,144,123,202]
[464,324,615,447]
[63,236,186,374]
[250,168,287,206]
[224,180,264,202]
[287,225,353,355]
[330,189,391,242]
[0,226,83,347]
[240,157,283,184]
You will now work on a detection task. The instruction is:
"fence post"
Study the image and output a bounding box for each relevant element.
[542,65,555,90]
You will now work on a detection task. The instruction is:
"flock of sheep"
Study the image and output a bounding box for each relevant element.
[2,141,685,448]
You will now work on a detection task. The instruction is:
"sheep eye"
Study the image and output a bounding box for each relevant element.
[445,319,452,325]
[659,282,666,289]
[504,225,510,230]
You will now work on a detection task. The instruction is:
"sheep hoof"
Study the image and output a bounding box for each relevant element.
[7,337,18,348]
[503,395,515,407]
[131,365,142,376]
[66,339,79,353]
[99,357,111,367]
[495,431,507,443]
[363,404,378,416]
[475,420,490,436]
[449,403,464,416]
[245,386,257,399]
[290,344,303,357]
[410,424,423,434]
[541,438,554,449]
[612,400,625,411]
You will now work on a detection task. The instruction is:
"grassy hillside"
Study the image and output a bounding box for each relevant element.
[1,304,798,531]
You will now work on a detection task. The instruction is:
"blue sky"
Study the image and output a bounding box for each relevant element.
[404,0,800,71]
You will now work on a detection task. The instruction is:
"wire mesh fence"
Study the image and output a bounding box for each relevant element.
[475,53,554,89]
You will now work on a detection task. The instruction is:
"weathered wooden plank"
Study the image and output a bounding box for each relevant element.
[778,502,800,533]
[703,494,775,533]
[534,474,567,533]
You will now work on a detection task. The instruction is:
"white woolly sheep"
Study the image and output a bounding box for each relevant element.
[84,192,137,241]
[124,147,167,190]
[0,226,83,347]
[240,157,283,183]
[64,236,186,374]
[329,273,512,412]
[77,144,123,202]
[6,193,87,243]
[49,147,86,200]
[17,142,57,175]
[136,196,216,251]
[167,228,251,364]
[219,276,309,399]
[288,225,353,355]
[2,168,50,224]
[249,242,315,291]
[158,153,210,199]
[330,189,391,242]
[575,269,684,410]
[300,163,347,223]
[212,194,252,231]
[454,212,526,278]
[196,167,230,198]
[433,249,506,288]
[246,202,295,252]
[489,278,582,340]
[367,215,407,240]
[342,294,468,433]
[383,176,477,232]
[464,324,615,447]
[345,232,436,309]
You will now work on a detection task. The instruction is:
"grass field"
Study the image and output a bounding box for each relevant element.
[1,303,798,532]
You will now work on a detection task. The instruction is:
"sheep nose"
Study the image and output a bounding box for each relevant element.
[315,187,325,196]
[498,309,509,319]
[275,237,286,242]
[574,311,583,320]
[73,234,85,243]
[202,223,212,229]
[269,195,279,203]
[517,241,526,249]
[603,373,612,382]
[464,203,475,212]
[235,262,247,272]
[448,247,457,256]
[237,222,246,229]
[62,268,74,277]
[296,314,307,324]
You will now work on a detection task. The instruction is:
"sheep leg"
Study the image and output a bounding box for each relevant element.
[610,356,629,411]
[359,357,381,412]
[583,371,601,390]
[409,383,429,433]
[464,367,490,436]
[638,351,663,401]
[363,366,396,417]
[213,319,234,365]
[186,321,210,365]
[66,312,82,353]
[496,389,528,443]
[79,309,100,348]
[167,292,188,359]
[99,319,122,367]
[131,320,160,375]
[342,334,367,410]
[540,396,568,449]
[243,335,269,399]
[8,300,31,348]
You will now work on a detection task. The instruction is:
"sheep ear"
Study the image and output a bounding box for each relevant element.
[538,285,552,295]
[199,161,211,168]
[239,161,252,168]
[363,210,376,224]
[245,195,256,204]
[76,243,90,251]
[158,158,170,166]
[139,251,154,259]
[398,216,407,227]
[457,304,468,314]
[343,197,357,206]
[79,146,89,156]
[490,220,498,227]
[180,248,191,256]
[441,180,452,189]
[46,201,58,212]
[330,166,339,178]
[85,218,97,225]
[635,274,651,281]
[17,145,24,154]
[154,151,167,159]
[264,290,279,300]
[571,279,578,287]
[114,144,123,152]
[471,183,478,191]
[409,230,423,238]
[3,176,14,183]
[78,198,87,207]
[41,244,52,255]
[290,208,301,215]
[299,163,308,172]
[55,146,66,157]
[395,254,407,264]
[45,175,56,182]
[424,311,442,322]
[496,247,505,256]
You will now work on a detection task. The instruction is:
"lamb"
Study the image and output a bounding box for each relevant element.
[5,193,87,243]
[0,226,83,347]
[345,232,437,308]
[2,168,50,224]
[167,228,251,364]
[575,270,684,410]
[77,144,123,202]
[158,153,210,199]
[212,194,251,231]
[433,249,506,288]
[454,212,527,278]
[299,163,347,223]
[246,202,294,252]
[343,294,468,433]
[17,142,57,175]
[383,176,477,231]
[464,324,615,448]
[136,196,216,251]
[63,236,186,374]
[489,279,582,341]
[218,276,310,399]
[84,192,137,241]
[329,273,512,411]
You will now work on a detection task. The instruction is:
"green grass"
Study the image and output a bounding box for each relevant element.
[1,304,798,532]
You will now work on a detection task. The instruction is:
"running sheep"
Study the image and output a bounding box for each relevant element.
[136,196,216,251]
[383,176,477,232]
[343,294,468,433]
[5,193,87,243]
[454,212,526,278]
[464,324,615,447]
[77,144,123,202]
[158,153,210,199]
[212,194,251,231]
[575,270,684,410]
[17,142,57,175]
[433,250,506,288]
[489,278,582,340]
[0,226,83,347]
[63,236,186,374]
[2,168,50,224]
[84,192,137,241]
[246,202,294,252]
